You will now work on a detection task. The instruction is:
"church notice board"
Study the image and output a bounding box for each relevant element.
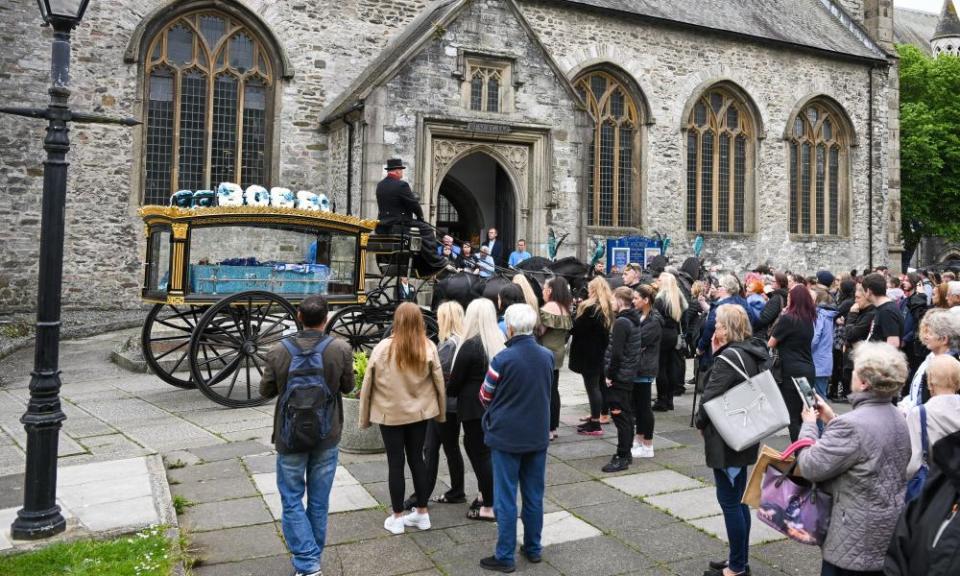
[605,236,663,273]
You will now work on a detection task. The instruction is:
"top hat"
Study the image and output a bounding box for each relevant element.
[385,158,406,171]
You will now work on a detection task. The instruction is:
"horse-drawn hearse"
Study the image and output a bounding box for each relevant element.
[139,203,595,408]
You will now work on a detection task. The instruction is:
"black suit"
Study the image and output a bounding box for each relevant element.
[484,239,505,267]
[376,176,424,226]
[375,175,444,273]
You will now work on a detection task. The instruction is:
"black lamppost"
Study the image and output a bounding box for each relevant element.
[1,0,137,540]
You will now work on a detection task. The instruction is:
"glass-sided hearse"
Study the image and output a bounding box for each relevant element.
[139,205,378,407]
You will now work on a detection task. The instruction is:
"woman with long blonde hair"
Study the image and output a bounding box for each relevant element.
[653,272,688,412]
[403,301,467,510]
[449,298,505,521]
[570,276,614,434]
[360,303,445,534]
[512,274,541,315]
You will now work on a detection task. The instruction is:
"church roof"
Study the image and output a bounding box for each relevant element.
[551,0,887,61]
[895,7,940,54]
[934,0,960,40]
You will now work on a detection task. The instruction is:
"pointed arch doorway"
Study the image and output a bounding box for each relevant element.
[437,152,516,260]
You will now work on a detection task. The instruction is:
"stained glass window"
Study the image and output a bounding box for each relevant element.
[787,102,848,235]
[575,70,642,228]
[685,87,752,233]
[142,11,275,204]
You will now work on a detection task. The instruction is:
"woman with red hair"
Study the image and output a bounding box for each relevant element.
[768,285,817,441]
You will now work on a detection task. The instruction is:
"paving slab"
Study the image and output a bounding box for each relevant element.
[753,538,826,575]
[547,480,631,509]
[644,486,722,520]
[167,457,246,484]
[430,540,560,575]
[603,469,704,497]
[335,534,434,576]
[77,433,150,457]
[547,438,618,460]
[240,453,275,474]
[619,521,727,564]
[573,499,679,535]
[170,475,259,504]
[323,509,393,546]
[0,473,24,509]
[187,440,274,462]
[690,514,788,545]
[544,460,592,486]
[252,467,378,519]
[518,510,602,546]
[542,535,652,576]
[564,454,664,479]
[190,523,287,565]
[180,496,273,532]
[191,554,293,576]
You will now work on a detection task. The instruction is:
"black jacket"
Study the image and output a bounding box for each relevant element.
[568,304,610,375]
[694,340,768,469]
[376,176,424,226]
[885,429,960,576]
[483,239,505,266]
[755,289,786,337]
[447,335,488,422]
[604,308,643,387]
[637,310,663,379]
[844,304,876,346]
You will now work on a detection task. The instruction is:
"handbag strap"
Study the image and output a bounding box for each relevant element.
[781,438,816,459]
[717,348,750,380]
[920,404,929,464]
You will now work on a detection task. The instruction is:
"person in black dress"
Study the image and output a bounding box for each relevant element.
[768,285,817,441]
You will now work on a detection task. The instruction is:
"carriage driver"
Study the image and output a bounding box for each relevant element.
[375,158,454,275]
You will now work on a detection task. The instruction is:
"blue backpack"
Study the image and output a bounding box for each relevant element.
[905,405,929,504]
[278,337,336,452]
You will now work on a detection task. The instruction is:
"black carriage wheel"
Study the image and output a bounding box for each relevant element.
[189,291,301,408]
[142,304,208,389]
[324,305,389,354]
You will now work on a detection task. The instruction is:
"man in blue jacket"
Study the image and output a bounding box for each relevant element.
[479,304,554,572]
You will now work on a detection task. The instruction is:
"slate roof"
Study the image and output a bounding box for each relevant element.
[895,7,939,54]
[934,0,960,39]
[551,0,887,61]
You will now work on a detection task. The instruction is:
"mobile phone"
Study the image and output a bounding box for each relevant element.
[792,377,818,410]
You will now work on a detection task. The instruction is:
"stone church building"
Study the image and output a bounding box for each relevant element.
[0,0,903,311]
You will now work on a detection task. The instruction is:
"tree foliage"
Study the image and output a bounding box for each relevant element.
[898,44,960,252]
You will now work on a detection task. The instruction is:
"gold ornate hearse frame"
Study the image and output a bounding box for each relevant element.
[138,205,377,306]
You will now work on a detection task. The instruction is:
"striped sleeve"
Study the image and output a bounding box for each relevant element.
[479,358,501,407]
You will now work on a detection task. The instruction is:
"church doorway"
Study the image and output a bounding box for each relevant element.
[437,152,516,260]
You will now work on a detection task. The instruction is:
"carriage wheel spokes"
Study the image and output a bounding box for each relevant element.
[324,305,385,354]
[190,291,300,408]
[142,303,209,389]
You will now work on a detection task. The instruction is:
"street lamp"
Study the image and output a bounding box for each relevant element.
[1,0,137,540]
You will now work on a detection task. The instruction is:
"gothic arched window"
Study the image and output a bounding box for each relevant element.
[685,87,754,233]
[142,11,276,205]
[788,101,849,235]
[575,70,642,228]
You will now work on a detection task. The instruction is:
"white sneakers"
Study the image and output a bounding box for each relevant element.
[403,510,432,530]
[631,442,655,458]
[384,514,405,534]
[384,510,432,534]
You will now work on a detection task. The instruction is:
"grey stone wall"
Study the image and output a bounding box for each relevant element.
[357,0,585,256]
[521,0,893,276]
[0,0,423,312]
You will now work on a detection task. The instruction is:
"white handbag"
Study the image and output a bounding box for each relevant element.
[702,349,790,451]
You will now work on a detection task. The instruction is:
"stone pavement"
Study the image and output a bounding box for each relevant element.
[0,329,824,575]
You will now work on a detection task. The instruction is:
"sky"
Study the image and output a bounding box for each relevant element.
[895,0,947,13]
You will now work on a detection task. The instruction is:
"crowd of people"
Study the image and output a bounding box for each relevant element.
[437,228,534,277]
[256,254,960,576]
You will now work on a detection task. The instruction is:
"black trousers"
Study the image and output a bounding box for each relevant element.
[656,335,685,407]
[582,372,608,419]
[461,418,494,506]
[607,386,634,457]
[380,421,430,513]
[421,414,465,501]
[633,379,654,440]
[779,381,804,442]
[550,369,561,431]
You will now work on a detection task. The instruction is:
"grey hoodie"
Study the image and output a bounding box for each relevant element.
[906,394,960,478]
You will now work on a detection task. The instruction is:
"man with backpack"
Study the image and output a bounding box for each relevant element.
[260,295,355,576]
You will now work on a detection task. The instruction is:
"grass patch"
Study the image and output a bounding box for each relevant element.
[166,459,187,470]
[172,495,195,515]
[0,525,173,576]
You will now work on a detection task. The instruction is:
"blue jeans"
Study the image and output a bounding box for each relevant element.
[814,376,830,399]
[491,448,547,566]
[277,445,339,574]
[713,467,750,573]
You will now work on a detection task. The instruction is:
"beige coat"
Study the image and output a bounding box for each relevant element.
[358,337,445,428]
